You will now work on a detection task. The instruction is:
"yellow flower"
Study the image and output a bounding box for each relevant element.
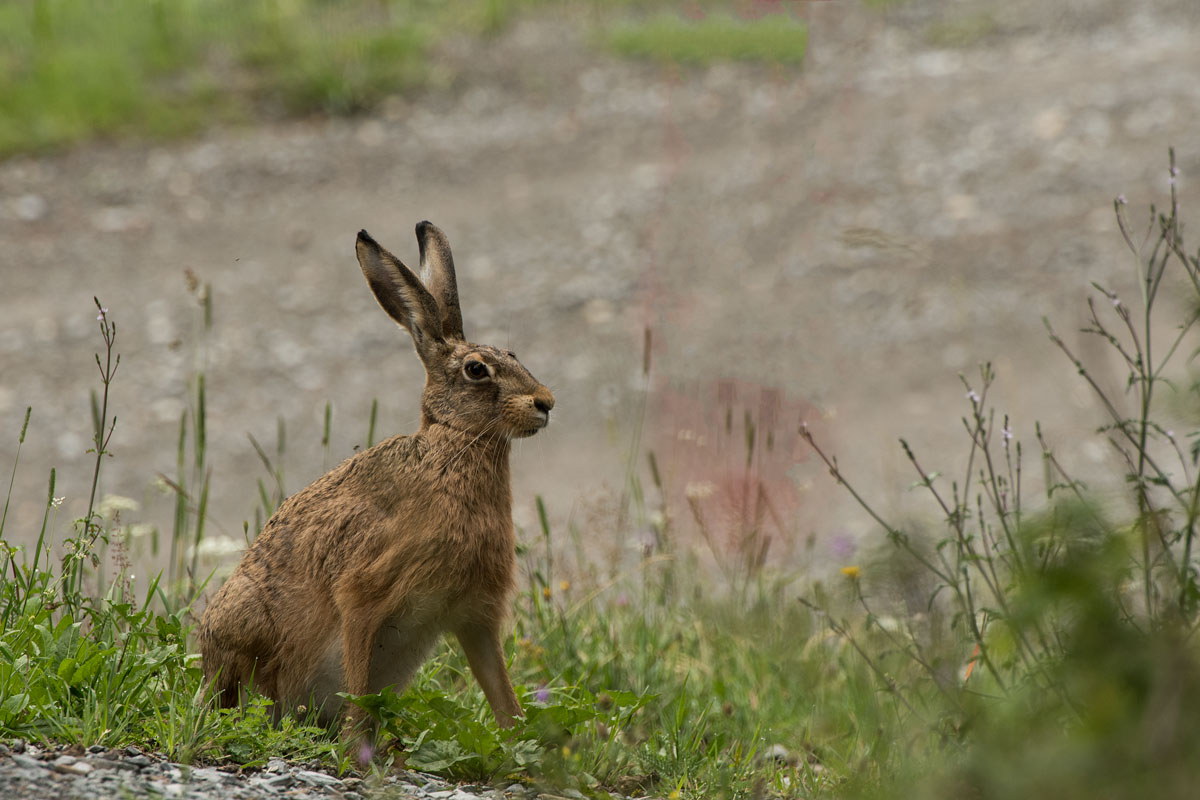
[840,565,861,580]
[669,791,681,800]
[559,580,571,592]
[542,586,552,599]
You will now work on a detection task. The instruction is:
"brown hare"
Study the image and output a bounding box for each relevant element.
[198,221,554,741]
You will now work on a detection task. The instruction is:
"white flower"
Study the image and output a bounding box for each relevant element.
[99,494,140,520]
[186,536,244,561]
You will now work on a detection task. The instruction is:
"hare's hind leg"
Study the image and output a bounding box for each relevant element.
[198,572,281,708]
[454,621,522,728]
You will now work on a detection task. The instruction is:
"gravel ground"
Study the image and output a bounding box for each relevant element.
[0,740,626,800]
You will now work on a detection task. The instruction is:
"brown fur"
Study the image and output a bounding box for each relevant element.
[197,222,554,740]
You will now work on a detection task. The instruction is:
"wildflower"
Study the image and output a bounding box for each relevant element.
[561,745,572,759]
[186,536,245,560]
[840,565,861,580]
[1117,194,1127,205]
[99,494,140,520]
[1111,296,1121,308]
[829,532,855,560]
[51,496,65,509]
[358,741,375,764]
[559,580,570,592]
[535,685,550,704]
[126,523,154,539]
[1003,425,1013,441]
[96,307,109,321]
[965,389,980,403]
[542,586,552,600]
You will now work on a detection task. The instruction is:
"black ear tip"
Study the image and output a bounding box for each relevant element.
[415,220,433,235]
[357,229,377,247]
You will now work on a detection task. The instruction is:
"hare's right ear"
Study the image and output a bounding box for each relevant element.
[356,230,446,362]
[416,221,464,341]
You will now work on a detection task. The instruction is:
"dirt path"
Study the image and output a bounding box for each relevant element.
[2,1,1198,578]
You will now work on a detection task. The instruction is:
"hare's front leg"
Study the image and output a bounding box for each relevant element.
[337,605,389,750]
[455,621,522,728]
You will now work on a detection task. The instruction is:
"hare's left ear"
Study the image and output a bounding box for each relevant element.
[356,229,446,364]
[415,221,465,341]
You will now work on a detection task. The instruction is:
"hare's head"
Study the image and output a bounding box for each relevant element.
[356,223,554,439]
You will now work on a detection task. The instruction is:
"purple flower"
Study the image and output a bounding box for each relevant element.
[1116,194,1127,205]
[358,741,375,764]
[96,307,109,321]
[965,390,980,403]
[829,532,856,560]
[535,685,550,704]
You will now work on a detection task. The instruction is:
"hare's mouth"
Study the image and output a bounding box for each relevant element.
[511,411,549,438]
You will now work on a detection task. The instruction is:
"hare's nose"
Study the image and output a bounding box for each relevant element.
[533,389,555,415]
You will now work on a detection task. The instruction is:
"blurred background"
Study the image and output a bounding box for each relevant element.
[2,0,1199,575]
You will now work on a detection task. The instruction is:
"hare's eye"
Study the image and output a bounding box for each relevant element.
[464,361,489,381]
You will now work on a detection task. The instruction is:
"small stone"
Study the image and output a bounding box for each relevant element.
[59,760,94,776]
[124,745,142,757]
[265,773,295,789]
[165,783,185,797]
[15,193,48,222]
[52,755,78,768]
[11,741,25,754]
[295,769,341,788]
[87,744,106,754]
[0,743,9,755]
[343,793,365,800]
[11,754,44,771]
[126,755,153,768]
[765,743,793,765]
[266,757,289,774]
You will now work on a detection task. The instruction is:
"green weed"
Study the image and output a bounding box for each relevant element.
[606,13,808,65]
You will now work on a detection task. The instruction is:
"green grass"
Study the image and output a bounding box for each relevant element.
[606,14,808,65]
[0,1,812,159]
[0,0,431,157]
[3,155,1200,798]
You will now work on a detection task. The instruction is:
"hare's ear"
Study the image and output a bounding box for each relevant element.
[356,230,446,361]
[415,221,464,341]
